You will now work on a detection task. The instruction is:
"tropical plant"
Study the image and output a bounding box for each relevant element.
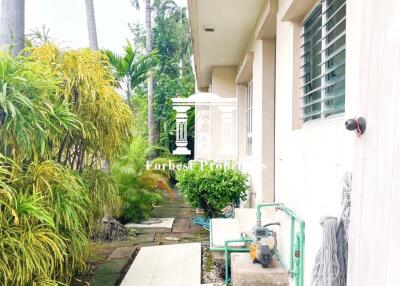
[112,137,174,222]
[0,44,134,284]
[176,161,248,217]
[28,44,134,169]
[24,160,91,281]
[103,41,158,99]
[82,169,119,221]
[0,52,80,162]
[130,0,195,150]
[0,156,90,285]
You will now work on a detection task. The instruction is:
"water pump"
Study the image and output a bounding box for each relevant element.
[249,222,279,267]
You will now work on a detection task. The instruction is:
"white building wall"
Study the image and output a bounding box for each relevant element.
[195,67,238,161]
[239,39,275,207]
[273,2,354,285]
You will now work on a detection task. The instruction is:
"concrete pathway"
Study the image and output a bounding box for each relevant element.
[90,193,208,286]
[121,243,202,286]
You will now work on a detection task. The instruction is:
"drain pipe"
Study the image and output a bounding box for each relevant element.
[256,203,305,286]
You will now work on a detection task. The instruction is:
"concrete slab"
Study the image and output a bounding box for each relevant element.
[122,243,201,286]
[126,218,175,229]
[230,253,288,286]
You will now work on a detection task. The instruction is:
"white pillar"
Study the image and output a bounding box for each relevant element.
[252,39,276,203]
[218,105,236,156]
[173,105,191,155]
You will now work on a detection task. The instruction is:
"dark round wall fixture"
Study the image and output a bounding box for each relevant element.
[345,117,366,136]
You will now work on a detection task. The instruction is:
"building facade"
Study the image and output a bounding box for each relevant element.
[187,0,400,285]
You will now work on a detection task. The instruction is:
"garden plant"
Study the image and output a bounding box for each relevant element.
[176,162,249,217]
[0,44,132,285]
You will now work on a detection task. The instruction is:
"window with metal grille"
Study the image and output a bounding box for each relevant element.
[246,80,253,156]
[301,0,346,122]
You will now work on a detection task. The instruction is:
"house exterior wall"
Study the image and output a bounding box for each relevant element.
[345,0,400,285]
[194,66,238,161]
[235,1,354,284]
[273,1,354,284]
[240,39,276,205]
[191,0,399,284]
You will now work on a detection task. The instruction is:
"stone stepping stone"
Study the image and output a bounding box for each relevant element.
[108,247,136,260]
[125,218,175,229]
[134,233,156,244]
[172,218,191,233]
[121,243,201,286]
[93,258,129,286]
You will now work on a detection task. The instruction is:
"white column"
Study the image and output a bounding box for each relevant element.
[217,105,236,156]
[173,105,191,155]
[252,39,276,203]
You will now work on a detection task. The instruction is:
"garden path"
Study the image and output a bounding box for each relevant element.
[121,242,202,286]
[88,192,209,286]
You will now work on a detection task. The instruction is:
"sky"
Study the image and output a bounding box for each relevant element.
[18,0,187,53]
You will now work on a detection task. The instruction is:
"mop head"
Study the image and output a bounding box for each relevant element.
[312,216,339,286]
[312,173,352,286]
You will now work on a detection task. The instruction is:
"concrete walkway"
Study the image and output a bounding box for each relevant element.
[90,193,208,286]
[121,243,202,286]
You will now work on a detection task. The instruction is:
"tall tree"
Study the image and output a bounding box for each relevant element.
[130,0,195,150]
[85,0,99,50]
[145,0,155,146]
[0,0,25,56]
[131,0,156,146]
[104,41,157,101]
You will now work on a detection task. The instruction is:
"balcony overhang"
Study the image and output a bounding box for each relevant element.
[188,0,277,90]
[281,0,317,21]
[236,52,254,84]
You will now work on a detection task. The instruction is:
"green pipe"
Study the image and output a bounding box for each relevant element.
[208,203,305,286]
[299,221,305,286]
[224,238,253,286]
[256,203,305,286]
[290,216,295,272]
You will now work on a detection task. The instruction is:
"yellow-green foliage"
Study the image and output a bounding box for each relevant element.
[82,169,119,220]
[0,44,135,285]
[29,44,133,168]
[0,157,88,285]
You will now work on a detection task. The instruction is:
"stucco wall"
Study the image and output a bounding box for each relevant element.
[239,39,276,206]
[193,1,356,284]
[195,66,238,161]
[273,2,354,285]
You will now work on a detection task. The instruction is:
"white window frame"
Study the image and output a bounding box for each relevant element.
[300,0,346,123]
[245,80,253,156]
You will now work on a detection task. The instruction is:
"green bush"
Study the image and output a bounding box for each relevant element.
[176,161,248,217]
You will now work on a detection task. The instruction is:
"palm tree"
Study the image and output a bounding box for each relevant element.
[85,0,99,50]
[131,0,155,146]
[104,41,157,100]
[0,0,25,56]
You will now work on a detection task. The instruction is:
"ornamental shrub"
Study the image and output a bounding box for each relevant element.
[176,161,248,217]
